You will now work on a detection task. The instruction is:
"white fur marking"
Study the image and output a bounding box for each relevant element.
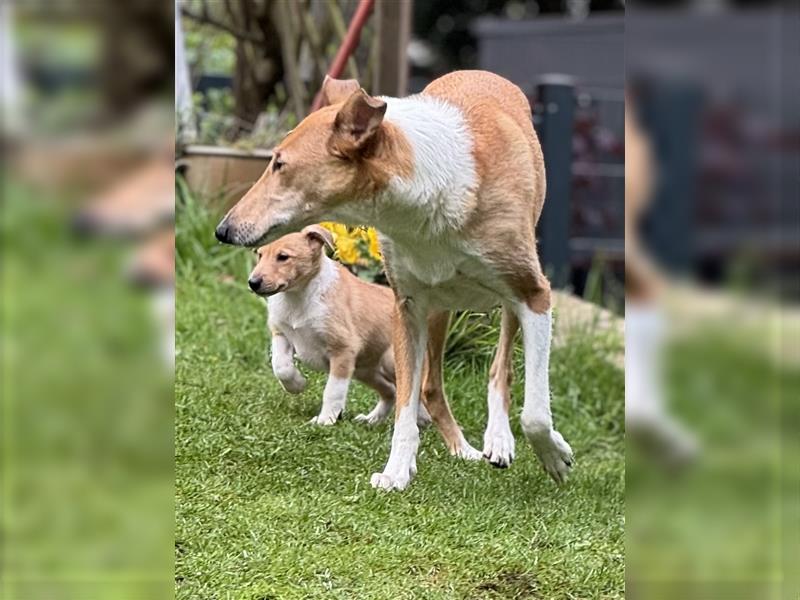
[482,381,515,467]
[310,375,350,426]
[271,334,306,394]
[379,95,477,235]
[516,306,574,484]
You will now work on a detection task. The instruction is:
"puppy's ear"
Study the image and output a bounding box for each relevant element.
[303,225,335,254]
[328,89,387,159]
[320,75,361,106]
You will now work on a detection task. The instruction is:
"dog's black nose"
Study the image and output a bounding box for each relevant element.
[248,276,262,292]
[215,222,231,244]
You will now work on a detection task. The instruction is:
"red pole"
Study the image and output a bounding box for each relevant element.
[310,0,375,112]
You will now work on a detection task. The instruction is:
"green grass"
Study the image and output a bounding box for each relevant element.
[2,179,173,599]
[175,192,625,599]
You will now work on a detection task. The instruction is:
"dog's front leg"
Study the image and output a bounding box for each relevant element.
[271,332,306,394]
[309,353,355,426]
[515,298,574,484]
[370,297,428,491]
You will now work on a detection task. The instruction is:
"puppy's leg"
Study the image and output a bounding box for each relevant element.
[422,311,481,460]
[271,332,306,394]
[309,352,355,426]
[355,371,395,426]
[483,307,519,468]
[370,297,428,491]
[514,277,574,484]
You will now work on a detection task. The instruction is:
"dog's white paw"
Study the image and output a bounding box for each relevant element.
[308,411,340,426]
[370,447,418,492]
[451,435,483,461]
[370,461,416,491]
[278,372,307,394]
[529,429,574,484]
[483,423,515,468]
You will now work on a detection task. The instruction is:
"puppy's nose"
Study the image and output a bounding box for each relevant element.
[248,276,262,292]
[215,221,231,244]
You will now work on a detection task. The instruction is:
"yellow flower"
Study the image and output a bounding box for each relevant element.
[366,227,382,260]
[321,222,348,240]
[335,234,360,264]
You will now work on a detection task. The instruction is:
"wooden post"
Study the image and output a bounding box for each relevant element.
[535,75,576,288]
[375,0,412,97]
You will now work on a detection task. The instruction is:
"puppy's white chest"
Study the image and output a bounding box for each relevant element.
[284,325,328,371]
[268,295,329,371]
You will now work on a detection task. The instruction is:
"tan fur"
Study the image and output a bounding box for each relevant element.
[488,307,519,412]
[251,229,397,407]
[420,311,467,452]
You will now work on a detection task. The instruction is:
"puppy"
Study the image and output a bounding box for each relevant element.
[249,225,425,426]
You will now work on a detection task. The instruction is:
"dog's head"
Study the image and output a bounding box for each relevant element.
[247,225,335,296]
[215,77,395,247]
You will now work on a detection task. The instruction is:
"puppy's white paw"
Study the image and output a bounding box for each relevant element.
[278,372,307,394]
[483,423,515,468]
[308,411,340,426]
[529,429,574,484]
[451,435,483,461]
[354,399,392,426]
[354,410,387,426]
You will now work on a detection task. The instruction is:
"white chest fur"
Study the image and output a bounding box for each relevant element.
[267,257,338,371]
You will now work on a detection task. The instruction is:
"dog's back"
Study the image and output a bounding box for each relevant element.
[422,70,546,222]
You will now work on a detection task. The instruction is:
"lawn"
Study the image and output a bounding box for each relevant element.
[174,190,625,599]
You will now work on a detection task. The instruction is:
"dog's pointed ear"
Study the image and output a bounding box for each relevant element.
[328,89,387,158]
[303,224,335,254]
[320,76,361,106]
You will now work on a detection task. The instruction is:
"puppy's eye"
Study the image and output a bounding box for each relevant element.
[273,158,285,172]
[276,252,289,262]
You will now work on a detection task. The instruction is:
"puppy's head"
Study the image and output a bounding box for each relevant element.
[247,225,334,296]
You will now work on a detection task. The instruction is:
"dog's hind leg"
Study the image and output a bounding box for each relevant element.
[422,311,482,461]
[511,272,573,484]
[483,306,519,468]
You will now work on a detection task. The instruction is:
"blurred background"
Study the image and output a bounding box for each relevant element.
[3,1,174,599]
[625,3,799,600]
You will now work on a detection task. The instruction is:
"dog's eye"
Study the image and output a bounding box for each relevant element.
[276,252,289,262]
[273,158,285,172]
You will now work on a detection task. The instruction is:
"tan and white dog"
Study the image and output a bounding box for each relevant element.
[249,225,429,427]
[217,70,573,491]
